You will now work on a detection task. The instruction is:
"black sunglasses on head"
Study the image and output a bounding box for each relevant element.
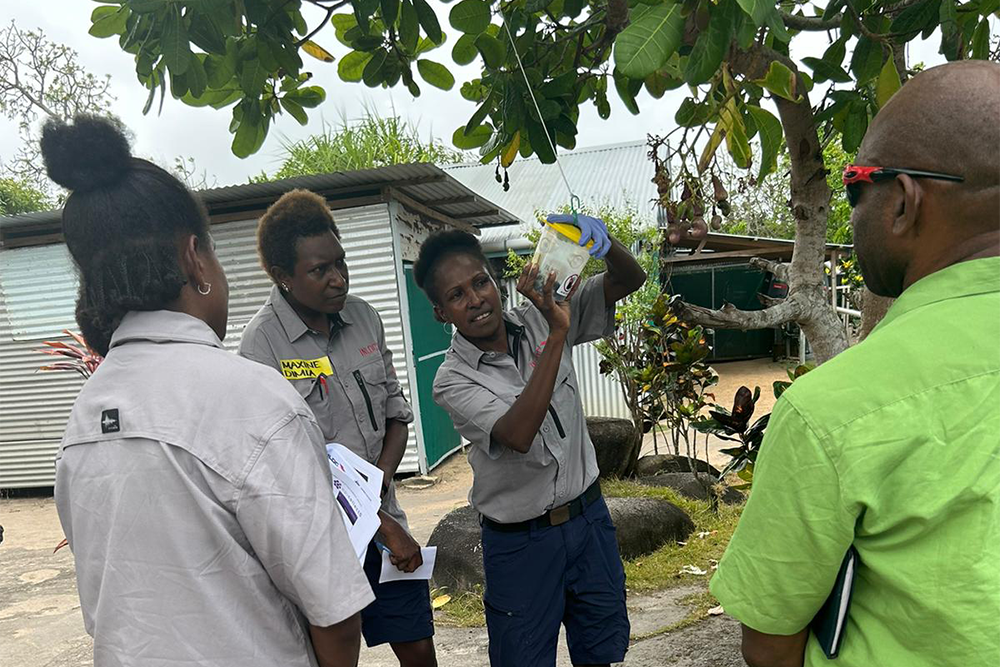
[842,165,964,207]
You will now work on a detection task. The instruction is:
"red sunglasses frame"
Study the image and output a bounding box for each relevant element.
[842,164,964,206]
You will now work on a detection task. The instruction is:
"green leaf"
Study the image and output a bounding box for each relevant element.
[527,119,556,163]
[613,3,685,79]
[452,33,478,65]
[674,98,711,127]
[980,0,1000,15]
[735,0,772,27]
[280,97,309,125]
[698,123,725,172]
[363,49,388,87]
[205,50,237,88]
[449,0,491,34]
[232,115,265,158]
[683,0,733,85]
[285,86,326,108]
[747,105,781,180]
[842,101,868,153]
[399,0,420,52]
[971,18,990,60]
[889,0,939,39]
[875,56,901,108]
[89,6,128,38]
[850,36,883,85]
[453,123,492,149]
[338,50,372,82]
[129,0,166,13]
[187,54,208,98]
[525,0,553,11]
[465,92,494,134]
[161,7,192,76]
[417,59,455,90]
[474,33,504,68]
[722,104,751,169]
[169,68,188,98]
[801,56,852,83]
[381,0,400,24]
[613,69,641,115]
[188,11,227,54]
[753,60,799,102]
[240,57,267,95]
[413,0,444,43]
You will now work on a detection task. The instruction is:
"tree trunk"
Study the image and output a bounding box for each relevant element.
[676,45,850,364]
[859,289,894,340]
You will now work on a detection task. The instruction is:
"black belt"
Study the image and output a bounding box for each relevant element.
[482,481,601,532]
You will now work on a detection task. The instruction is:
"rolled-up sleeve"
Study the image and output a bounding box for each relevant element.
[709,397,856,634]
[376,313,413,424]
[568,274,615,346]
[236,412,374,627]
[433,367,540,460]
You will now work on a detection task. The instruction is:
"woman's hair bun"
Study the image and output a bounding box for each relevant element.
[40,114,132,192]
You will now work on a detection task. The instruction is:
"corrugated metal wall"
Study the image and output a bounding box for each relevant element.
[0,243,83,487]
[329,206,420,475]
[0,203,418,488]
[504,278,629,420]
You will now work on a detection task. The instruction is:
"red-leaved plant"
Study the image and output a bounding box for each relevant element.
[36,330,103,553]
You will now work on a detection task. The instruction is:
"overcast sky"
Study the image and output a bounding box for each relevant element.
[1,2,961,189]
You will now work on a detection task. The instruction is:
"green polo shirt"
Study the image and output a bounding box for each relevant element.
[710,257,1000,667]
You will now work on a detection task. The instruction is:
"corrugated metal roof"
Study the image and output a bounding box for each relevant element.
[444,141,658,225]
[0,163,519,246]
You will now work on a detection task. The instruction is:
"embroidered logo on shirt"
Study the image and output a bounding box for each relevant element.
[101,409,120,434]
[530,340,547,368]
[359,343,379,357]
[280,356,334,380]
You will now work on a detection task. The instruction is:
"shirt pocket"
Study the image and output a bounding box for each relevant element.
[348,361,388,435]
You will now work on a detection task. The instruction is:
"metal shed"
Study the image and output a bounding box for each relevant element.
[0,164,517,489]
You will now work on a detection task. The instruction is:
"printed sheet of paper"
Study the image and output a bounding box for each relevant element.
[326,443,381,561]
[379,546,437,584]
[329,442,384,504]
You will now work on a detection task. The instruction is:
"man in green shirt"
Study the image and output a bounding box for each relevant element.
[710,60,1000,667]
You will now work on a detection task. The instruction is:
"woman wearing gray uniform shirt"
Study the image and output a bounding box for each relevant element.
[46,116,372,667]
[239,189,437,667]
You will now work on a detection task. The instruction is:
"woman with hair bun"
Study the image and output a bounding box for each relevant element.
[47,115,373,667]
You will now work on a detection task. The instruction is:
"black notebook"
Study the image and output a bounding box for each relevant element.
[810,546,860,659]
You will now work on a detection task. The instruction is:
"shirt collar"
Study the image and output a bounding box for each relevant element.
[268,285,354,343]
[872,256,1000,335]
[109,310,226,350]
[449,314,525,368]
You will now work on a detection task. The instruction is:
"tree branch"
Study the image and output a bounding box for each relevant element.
[749,257,789,281]
[295,1,349,46]
[677,298,797,331]
[781,12,842,31]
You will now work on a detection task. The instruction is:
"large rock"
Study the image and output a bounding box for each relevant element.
[634,454,722,478]
[427,496,695,591]
[605,496,695,560]
[640,472,745,505]
[426,505,484,593]
[587,417,639,478]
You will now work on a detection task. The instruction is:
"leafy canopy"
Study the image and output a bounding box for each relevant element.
[89,0,998,176]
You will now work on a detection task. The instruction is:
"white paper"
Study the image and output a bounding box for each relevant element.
[379,546,437,584]
[329,442,384,502]
[326,443,382,561]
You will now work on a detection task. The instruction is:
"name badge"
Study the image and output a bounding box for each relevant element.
[280,356,334,380]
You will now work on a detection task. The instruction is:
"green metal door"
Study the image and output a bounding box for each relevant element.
[403,265,462,469]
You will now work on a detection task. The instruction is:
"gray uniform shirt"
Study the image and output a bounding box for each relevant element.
[55,310,374,667]
[239,287,414,530]
[433,275,615,523]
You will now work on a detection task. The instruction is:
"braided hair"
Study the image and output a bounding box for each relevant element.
[40,115,211,355]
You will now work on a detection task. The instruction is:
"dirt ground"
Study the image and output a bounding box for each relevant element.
[0,359,787,667]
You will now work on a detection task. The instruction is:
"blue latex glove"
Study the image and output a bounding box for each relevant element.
[545,213,612,259]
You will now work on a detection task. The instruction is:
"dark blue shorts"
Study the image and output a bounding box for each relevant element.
[481,495,630,667]
[360,541,435,647]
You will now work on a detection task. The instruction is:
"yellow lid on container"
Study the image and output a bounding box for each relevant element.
[545,221,594,249]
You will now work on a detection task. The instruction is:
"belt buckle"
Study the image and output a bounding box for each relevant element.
[549,504,571,526]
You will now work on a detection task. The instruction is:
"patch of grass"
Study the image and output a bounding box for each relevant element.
[603,478,744,593]
[630,589,718,642]
[434,586,486,628]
